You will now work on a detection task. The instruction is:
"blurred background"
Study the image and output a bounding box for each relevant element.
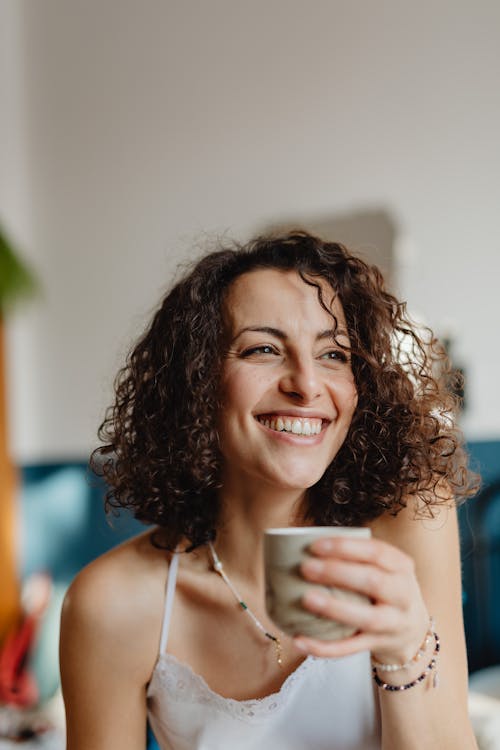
[1,1,499,747]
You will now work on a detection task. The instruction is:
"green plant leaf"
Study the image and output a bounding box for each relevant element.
[0,225,38,315]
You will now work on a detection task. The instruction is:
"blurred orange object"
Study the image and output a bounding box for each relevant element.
[0,318,21,645]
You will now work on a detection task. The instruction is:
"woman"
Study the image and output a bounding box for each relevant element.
[60,231,478,749]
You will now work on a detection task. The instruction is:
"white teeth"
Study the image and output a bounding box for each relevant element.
[258,416,323,436]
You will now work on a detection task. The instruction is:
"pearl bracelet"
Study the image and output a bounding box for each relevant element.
[372,629,440,692]
[370,617,435,672]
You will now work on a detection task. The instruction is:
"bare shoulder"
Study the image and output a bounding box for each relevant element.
[60,529,171,748]
[61,528,169,682]
[369,485,458,558]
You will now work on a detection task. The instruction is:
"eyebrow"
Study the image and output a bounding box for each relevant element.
[231,325,350,343]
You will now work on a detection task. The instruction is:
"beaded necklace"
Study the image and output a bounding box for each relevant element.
[208,542,283,667]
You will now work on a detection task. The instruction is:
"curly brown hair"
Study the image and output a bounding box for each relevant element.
[92,230,478,550]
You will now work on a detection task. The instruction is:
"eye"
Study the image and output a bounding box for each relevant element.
[240,344,279,358]
[320,349,349,363]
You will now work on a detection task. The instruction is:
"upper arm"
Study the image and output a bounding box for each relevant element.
[60,555,159,750]
[371,495,470,703]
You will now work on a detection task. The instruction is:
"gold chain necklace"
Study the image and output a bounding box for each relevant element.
[208,542,283,668]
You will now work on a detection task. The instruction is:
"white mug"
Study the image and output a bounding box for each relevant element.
[264,526,371,640]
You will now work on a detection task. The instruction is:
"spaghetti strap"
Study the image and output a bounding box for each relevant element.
[159,551,180,655]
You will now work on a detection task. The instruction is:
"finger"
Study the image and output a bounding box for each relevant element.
[294,630,378,659]
[309,536,415,575]
[301,589,399,634]
[300,558,409,607]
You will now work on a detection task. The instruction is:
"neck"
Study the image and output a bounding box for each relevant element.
[214,476,308,586]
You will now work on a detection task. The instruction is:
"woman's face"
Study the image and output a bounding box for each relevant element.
[218,268,358,493]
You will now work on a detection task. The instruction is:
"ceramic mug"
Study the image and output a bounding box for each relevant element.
[264,526,371,641]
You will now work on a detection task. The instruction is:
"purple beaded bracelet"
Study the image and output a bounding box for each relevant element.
[372,631,441,692]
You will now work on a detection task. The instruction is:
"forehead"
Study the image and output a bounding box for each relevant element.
[223,268,347,333]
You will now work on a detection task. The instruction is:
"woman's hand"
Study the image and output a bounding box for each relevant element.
[294,535,430,665]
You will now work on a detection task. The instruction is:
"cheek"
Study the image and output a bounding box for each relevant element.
[334,377,358,417]
[218,378,257,436]
[221,366,273,409]
[219,367,245,407]
[225,380,259,412]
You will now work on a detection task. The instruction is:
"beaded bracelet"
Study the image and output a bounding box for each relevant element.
[371,617,435,672]
[372,630,440,692]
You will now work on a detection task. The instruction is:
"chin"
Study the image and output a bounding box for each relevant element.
[271,468,327,491]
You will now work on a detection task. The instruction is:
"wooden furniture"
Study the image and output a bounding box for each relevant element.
[0,318,20,643]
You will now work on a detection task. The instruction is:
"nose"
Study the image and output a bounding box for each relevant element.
[279,355,322,403]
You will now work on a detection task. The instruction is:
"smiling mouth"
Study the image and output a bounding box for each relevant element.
[256,415,325,436]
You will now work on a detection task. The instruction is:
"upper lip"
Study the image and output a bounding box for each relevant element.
[254,409,334,421]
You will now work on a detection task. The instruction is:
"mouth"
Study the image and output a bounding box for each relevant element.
[256,414,327,436]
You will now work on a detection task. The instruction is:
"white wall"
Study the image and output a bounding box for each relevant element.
[2,0,499,462]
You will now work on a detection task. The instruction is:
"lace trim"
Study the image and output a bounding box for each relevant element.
[148,652,318,721]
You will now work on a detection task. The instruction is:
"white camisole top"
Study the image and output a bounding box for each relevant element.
[146,552,381,750]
